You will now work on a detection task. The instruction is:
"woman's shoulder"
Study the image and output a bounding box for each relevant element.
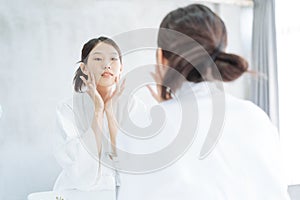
[56,97,73,116]
[224,94,276,135]
[227,94,269,119]
[56,92,93,127]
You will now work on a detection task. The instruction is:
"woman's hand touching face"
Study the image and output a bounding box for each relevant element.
[104,76,126,115]
[147,48,171,102]
[80,67,104,114]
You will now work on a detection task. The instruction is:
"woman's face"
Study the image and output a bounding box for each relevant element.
[85,42,122,87]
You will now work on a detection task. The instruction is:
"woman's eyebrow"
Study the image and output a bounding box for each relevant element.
[92,52,104,55]
[92,52,118,55]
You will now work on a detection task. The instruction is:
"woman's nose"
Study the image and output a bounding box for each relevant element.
[104,65,111,70]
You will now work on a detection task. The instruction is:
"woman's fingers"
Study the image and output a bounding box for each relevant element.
[80,75,92,96]
[81,67,98,91]
[155,64,164,81]
[150,72,162,91]
[115,76,120,92]
[91,72,96,85]
[118,79,126,96]
[146,85,161,102]
[86,68,91,81]
[120,78,126,90]
[149,70,165,102]
[107,78,126,105]
[114,78,125,98]
[150,72,164,86]
[80,75,91,88]
[146,85,156,97]
[114,76,126,94]
[150,72,158,82]
[88,70,93,83]
[85,68,96,86]
[80,76,88,85]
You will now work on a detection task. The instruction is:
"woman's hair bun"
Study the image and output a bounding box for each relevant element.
[214,52,248,82]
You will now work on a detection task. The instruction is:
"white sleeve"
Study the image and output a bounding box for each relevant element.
[53,102,99,191]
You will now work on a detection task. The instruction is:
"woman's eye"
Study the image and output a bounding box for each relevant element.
[111,57,118,61]
[94,58,103,61]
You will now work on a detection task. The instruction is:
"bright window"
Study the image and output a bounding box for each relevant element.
[276,0,300,185]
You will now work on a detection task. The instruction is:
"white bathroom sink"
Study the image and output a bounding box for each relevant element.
[27,189,116,200]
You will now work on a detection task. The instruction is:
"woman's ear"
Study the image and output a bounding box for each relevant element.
[80,62,88,75]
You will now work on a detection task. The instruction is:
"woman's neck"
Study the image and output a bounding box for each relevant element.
[97,85,113,102]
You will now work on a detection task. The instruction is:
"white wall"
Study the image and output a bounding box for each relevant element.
[0,0,252,199]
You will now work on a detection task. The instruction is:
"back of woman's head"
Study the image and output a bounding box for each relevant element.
[158,4,248,99]
[73,36,122,92]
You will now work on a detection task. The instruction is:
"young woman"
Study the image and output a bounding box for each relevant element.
[117,4,291,200]
[53,36,137,194]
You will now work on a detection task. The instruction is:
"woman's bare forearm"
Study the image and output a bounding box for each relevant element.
[105,110,118,155]
[80,71,105,156]
[92,111,104,155]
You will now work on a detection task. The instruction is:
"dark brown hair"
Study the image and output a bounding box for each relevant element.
[158,4,248,99]
[73,36,122,92]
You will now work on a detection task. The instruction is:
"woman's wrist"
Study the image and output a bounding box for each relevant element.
[104,102,115,114]
[105,109,117,121]
[94,108,104,119]
[105,107,114,114]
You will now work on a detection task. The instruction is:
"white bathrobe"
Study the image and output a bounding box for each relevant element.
[116,81,290,200]
[53,91,147,193]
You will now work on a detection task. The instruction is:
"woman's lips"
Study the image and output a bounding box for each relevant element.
[101,71,113,77]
